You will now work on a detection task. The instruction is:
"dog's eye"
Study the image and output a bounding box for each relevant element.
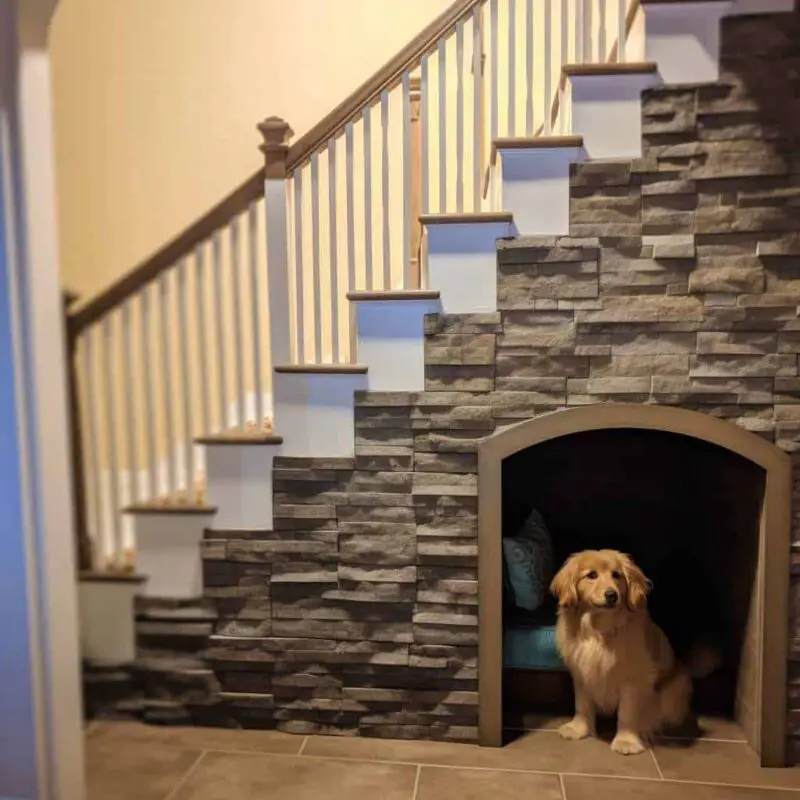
[586,570,598,580]
[612,570,621,580]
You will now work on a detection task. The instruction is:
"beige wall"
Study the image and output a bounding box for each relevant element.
[50,0,452,297]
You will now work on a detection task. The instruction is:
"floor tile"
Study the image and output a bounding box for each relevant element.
[564,775,800,799]
[416,765,563,800]
[654,740,800,790]
[303,730,660,778]
[89,720,302,755]
[169,751,417,800]
[86,738,201,800]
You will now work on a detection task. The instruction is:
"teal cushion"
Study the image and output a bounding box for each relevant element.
[504,625,565,670]
[502,508,553,611]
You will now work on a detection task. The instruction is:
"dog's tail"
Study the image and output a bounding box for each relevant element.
[684,641,723,679]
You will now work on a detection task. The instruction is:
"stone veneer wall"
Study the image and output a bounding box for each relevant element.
[85,6,800,758]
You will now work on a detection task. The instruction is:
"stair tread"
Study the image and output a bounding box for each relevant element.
[123,502,218,515]
[274,363,368,374]
[563,61,659,77]
[419,211,513,225]
[493,135,584,150]
[347,289,440,302]
[80,570,147,584]
[196,431,283,445]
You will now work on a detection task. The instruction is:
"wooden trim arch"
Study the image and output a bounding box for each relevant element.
[478,404,791,766]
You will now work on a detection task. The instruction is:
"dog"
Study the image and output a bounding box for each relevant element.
[550,549,700,756]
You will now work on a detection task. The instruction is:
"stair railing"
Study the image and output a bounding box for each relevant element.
[67,0,637,575]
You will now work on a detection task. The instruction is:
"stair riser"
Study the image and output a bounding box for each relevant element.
[497,148,586,237]
[568,73,662,160]
[133,515,207,598]
[353,299,442,392]
[425,222,516,314]
[205,445,277,529]
[640,3,731,85]
[273,371,368,457]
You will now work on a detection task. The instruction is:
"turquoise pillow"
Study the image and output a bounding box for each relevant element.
[502,509,553,611]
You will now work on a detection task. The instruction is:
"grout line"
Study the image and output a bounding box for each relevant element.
[162,750,207,800]
[559,773,567,800]
[411,765,422,800]
[507,726,746,745]
[650,748,665,780]
[297,736,309,756]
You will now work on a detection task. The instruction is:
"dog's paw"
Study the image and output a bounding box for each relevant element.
[558,718,592,741]
[611,732,646,756]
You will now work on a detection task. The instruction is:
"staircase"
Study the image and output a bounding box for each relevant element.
[75,0,798,744]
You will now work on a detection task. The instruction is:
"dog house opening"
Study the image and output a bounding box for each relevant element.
[500,427,766,743]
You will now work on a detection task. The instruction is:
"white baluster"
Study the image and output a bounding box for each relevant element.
[473,6,484,212]
[101,316,122,561]
[211,229,227,428]
[82,332,104,560]
[345,122,356,294]
[598,0,607,60]
[585,0,594,62]
[140,286,158,497]
[247,203,264,429]
[421,56,430,215]
[381,90,391,289]
[617,0,626,63]
[230,217,246,425]
[545,0,554,135]
[561,0,569,108]
[311,153,323,361]
[258,116,294,374]
[293,170,305,362]
[121,300,138,505]
[508,0,516,135]
[438,38,447,211]
[194,244,210,435]
[402,72,412,287]
[526,0,534,135]
[363,106,373,291]
[456,20,465,213]
[177,259,194,497]
[490,0,499,145]
[159,272,177,495]
[328,138,340,362]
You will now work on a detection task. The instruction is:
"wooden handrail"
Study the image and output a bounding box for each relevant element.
[68,167,266,337]
[286,0,483,173]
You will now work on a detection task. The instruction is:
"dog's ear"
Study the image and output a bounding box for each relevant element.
[621,554,652,611]
[551,554,580,607]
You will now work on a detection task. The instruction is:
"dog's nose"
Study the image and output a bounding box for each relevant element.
[604,589,619,605]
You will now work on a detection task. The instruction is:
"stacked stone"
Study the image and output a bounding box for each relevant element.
[83,597,221,724]
[203,453,478,739]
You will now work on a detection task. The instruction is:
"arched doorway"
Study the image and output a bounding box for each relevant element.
[478,405,791,767]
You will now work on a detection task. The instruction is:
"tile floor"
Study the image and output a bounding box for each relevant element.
[85,718,800,799]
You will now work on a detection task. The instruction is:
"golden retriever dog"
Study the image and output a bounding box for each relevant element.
[550,550,693,756]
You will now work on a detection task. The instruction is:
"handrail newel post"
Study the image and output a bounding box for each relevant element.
[258,116,295,377]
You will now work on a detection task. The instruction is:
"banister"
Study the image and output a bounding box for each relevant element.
[285,0,484,173]
[67,167,266,337]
